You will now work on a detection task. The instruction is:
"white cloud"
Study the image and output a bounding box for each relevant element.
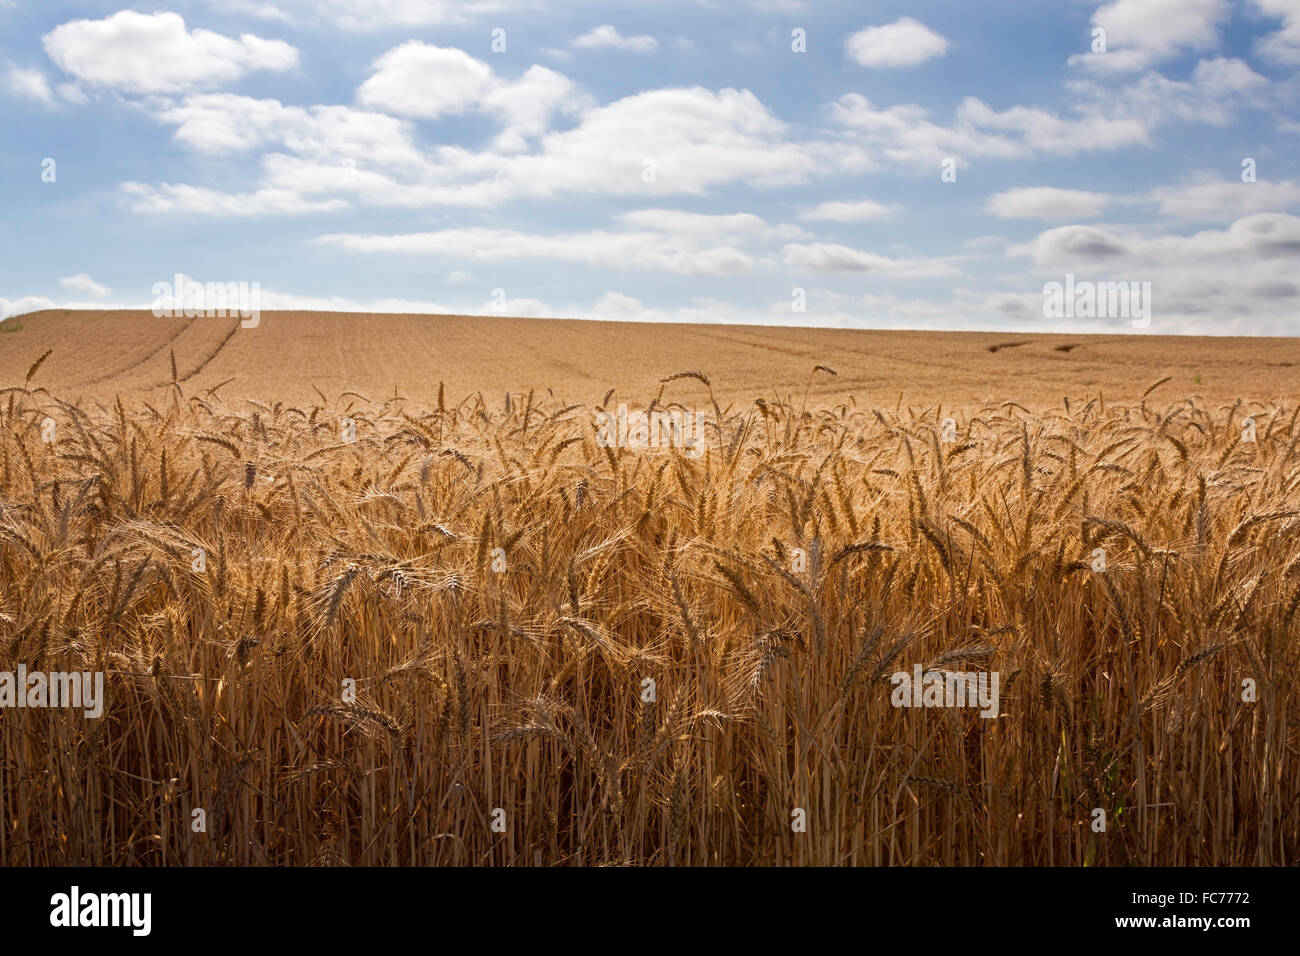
[357,43,496,119]
[1007,213,1300,332]
[1069,0,1229,73]
[314,208,805,277]
[503,86,820,193]
[830,52,1264,173]
[1010,214,1300,269]
[782,243,961,277]
[58,273,110,297]
[828,93,1149,168]
[1146,177,1300,220]
[589,291,662,321]
[845,18,948,68]
[6,64,55,105]
[482,65,591,151]
[1254,0,1300,63]
[485,296,554,318]
[1009,224,1132,264]
[956,97,1154,153]
[1149,213,1300,262]
[615,208,801,238]
[122,182,348,215]
[1066,57,1268,129]
[801,199,896,221]
[1,296,57,320]
[157,95,432,175]
[1186,56,1269,98]
[573,26,658,53]
[138,65,838,213]
[447,269,476,284]
[43,11,298,95]
[317,224,758,275]
[356,43,588,151]
[267,86,825,208]
[986,187,1110,220]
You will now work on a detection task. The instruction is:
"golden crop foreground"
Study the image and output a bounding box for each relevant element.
[1,368,1297,866]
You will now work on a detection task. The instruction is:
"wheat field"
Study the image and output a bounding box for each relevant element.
[3,310,1299,408]
[1,342,1298,866]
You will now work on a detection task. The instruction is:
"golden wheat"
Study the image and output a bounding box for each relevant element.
[0,371,1296,866]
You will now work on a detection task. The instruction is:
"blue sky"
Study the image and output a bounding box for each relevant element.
[2,0,1299,334]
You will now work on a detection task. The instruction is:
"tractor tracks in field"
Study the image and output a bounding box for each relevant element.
[179,320,240,384]
[76,316,194,388]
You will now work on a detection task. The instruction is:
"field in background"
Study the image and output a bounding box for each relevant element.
[2,310,1299,408]
[1,325,1297,864]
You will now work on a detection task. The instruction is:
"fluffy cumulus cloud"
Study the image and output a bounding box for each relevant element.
[986,187,1111,220]
[1007,214,1300,330]
[1014,214,1300,267]
[1011,224,1132,264]
[484,86,821,194]
[482,66,591,151]
[356,43,588,151]
[58,273,110,296]
[1069,0,1229,73]
[357,43,497,119]
[132,75,834,216]
[1145,178,1300,221]
[156,94,430,171]
[210,83,825,210]
[43,11,298,94]
[572,26,658,53]
[1,296,57,320]
[845,18,948,68]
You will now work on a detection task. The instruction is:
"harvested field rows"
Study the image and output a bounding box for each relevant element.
[2,310,1298,409]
